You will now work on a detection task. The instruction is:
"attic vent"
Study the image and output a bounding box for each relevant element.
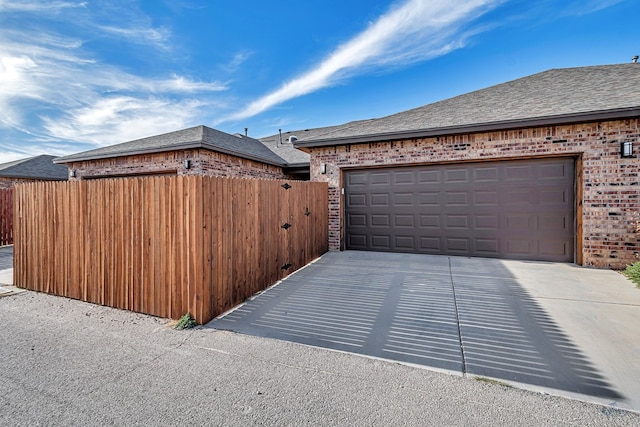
[288,135,298,143]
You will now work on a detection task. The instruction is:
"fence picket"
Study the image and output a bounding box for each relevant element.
[14,176,328,324]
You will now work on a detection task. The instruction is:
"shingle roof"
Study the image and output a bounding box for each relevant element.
[55,125,291,167]
[0,155,68,180]
[259,125,355,165]
[296,63,640,146]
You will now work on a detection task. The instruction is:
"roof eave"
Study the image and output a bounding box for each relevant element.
[199,142,287,167]
[55,141,288,168]
[283,161,310,168]
[53,141,205,164]
[0,174,67,181]
[294,107,640,148]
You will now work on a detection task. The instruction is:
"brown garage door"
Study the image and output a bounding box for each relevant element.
[345,158,575,262]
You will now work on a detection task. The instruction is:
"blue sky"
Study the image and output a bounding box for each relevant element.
[0,0,638,162]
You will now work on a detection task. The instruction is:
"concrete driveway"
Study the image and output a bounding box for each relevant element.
[0,246,14,294]
[0,245,12,270]
[209,250,640,412]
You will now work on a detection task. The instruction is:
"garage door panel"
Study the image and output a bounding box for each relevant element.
[419,192,440,205]
[348,213,367,227]
[395,236,415,250]
[348,234,367,249]
[446,215,469,229]
[345,158,574,262]
[539,163,569,179]
[538,214,568,231]
[446,169,469,183]
[394,171,414,184]
[475,238,499,255]
[418,170,440,184]
[370,193,390,206]
[505,188,534,204]
[474,166,499,182]
[475,215,499,230]
[506,214,534,231]
[474,190,499,206]
[447,238,470,252]
[420,236,441,251]
[394,193,414,205]
[370,172,391,185]
[505,165,534,180]
[506,239,534,255]
[394,214,415,227]
[446,191,469,206]
[371,235,391,249]
[539,240,569,256]
[348,193,367,207]
[347,173,368,186]
[370,214,390,227]
[420,214,440,228]
[539,187,569,205]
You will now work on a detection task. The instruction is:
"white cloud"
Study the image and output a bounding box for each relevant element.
[150,75,228,93]
[563,0,624,15]
[1,56,38,83]
[0,0,87,12]
[42,97,209,146]
[8,0,173,50]
[0,3,229,153]
[222,50,253,73]
[221,0,502,123]
[94,23,172,50]
[0,152,29,162]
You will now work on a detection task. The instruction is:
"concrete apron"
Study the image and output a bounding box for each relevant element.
[0,268,25,297]
[502,259,640,411]
[209,251,640,413]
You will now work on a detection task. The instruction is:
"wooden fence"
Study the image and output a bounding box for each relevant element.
[14,176,328,324]
[0,188,12,246]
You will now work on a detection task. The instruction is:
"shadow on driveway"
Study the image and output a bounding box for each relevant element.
[208,251,621,401]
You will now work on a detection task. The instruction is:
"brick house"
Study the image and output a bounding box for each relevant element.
[293,63,640,268]
[0,155,69,189]
[55,125,310,180]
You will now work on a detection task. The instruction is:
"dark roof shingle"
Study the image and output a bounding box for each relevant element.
[296,63,640,146]
[55,125,291,167]
[0,155,68,180]
[258,126,353,165]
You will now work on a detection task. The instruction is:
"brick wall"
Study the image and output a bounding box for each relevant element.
[66,148,293,180]
[308,119,640,269]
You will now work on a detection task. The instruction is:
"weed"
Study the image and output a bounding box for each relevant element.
[623,263,640,288]
[474,376,512,388]
[175,312,198,329]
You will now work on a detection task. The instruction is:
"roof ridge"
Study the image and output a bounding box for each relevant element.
[55,124,291,167]
[0,155,34,171]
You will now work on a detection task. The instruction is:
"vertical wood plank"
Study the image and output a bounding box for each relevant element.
[12,177,329,324]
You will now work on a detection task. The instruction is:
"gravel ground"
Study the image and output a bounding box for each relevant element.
[1,291,638,426]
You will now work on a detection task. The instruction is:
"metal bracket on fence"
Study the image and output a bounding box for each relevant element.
[282,263,292,270]
[281,183,292,190]
[304,209,311,216]
[281,223,291,230]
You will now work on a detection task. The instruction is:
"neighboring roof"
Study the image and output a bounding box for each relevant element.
[0,154,68,180]
[55,125,292,167]
[258,137,309,167]
[259,125,352,166]
[296,63,640,147]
